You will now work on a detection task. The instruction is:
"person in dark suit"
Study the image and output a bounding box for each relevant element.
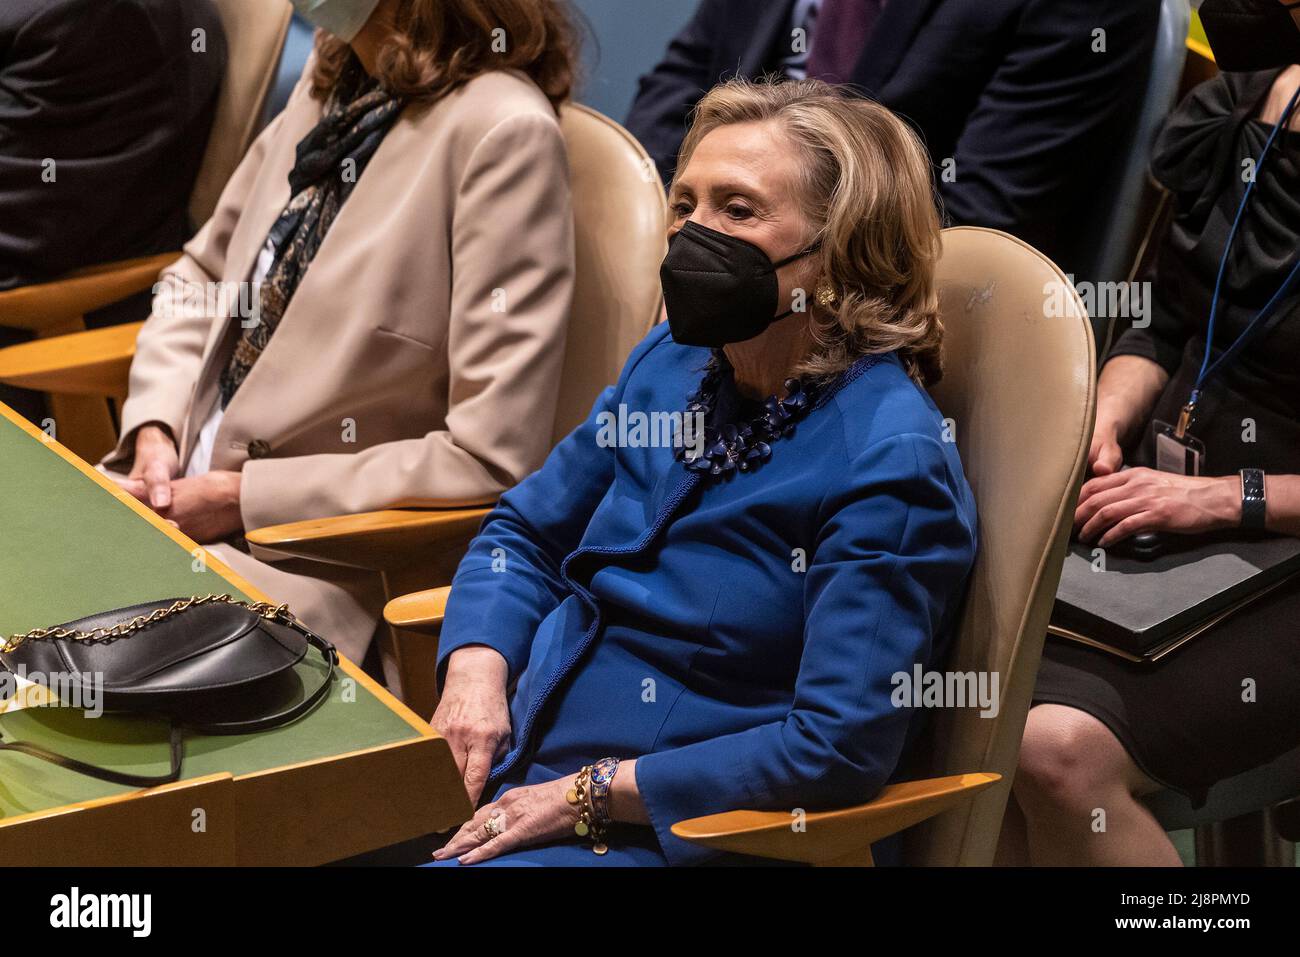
[0,0,226,291]
[0,0,226,419]
[626,0,1160,273]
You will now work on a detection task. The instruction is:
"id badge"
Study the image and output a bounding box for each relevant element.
[1152,419,1205,476]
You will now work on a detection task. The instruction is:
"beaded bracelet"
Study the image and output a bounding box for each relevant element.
[566,758,620,855]
[589,756,620,826]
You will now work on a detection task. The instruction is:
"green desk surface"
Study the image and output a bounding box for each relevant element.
[0,413,419,818]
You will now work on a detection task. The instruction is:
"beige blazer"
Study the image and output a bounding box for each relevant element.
[105,64,574,661]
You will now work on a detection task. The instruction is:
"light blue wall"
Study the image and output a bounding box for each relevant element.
[263,14,317,126]
[570,0,700,122]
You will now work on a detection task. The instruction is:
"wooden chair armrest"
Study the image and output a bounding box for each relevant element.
[384,586,452,635]
[0,253,177,333]
[245,507,492,571]
[670,772,1000,866]
[0,322,142,398]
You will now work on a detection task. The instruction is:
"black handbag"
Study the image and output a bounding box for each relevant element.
[0,595,337,787]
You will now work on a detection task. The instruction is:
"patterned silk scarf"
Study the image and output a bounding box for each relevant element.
[218,64,405,407]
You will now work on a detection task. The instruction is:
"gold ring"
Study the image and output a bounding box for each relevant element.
[481,814,503,840]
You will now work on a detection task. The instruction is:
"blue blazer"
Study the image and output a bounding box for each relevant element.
[436,324,978,865]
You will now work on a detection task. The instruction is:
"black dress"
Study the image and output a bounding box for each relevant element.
[1033,70,1300,802]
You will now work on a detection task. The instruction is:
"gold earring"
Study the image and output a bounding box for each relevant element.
[815,280,838,309]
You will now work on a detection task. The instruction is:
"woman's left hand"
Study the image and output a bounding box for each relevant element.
[432,775,580,865]
[1074,468,1241,546]
[161,471,243,543]
[115,470,244,543]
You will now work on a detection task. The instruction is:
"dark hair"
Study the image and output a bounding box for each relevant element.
[311,0,579,111]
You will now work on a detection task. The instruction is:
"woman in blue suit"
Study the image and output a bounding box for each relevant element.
[429,78,978,866]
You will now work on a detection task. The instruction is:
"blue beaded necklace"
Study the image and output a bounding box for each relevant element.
[676,352,823,477]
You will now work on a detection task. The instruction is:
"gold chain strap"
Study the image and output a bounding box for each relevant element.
[2,594,294,655]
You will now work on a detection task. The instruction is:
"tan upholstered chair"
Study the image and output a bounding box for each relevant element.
[0,103,669,717]
[548,106,668,443]
[0,0,293,461]
[188,1,297,231]
[387,226,1096,864]
[896,227,1095,865]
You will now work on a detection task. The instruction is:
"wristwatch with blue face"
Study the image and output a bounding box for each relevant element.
[1240,468,1267,531]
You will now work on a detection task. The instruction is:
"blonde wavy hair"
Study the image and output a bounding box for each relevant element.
[311,0,578,110]
[675,78,945,386]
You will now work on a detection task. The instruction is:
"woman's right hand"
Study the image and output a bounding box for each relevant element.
[1085,355,1170,480]
[431,645,512,804]
[1259,66,1300,131]
[129,424,180,509]
[1087,419,1124,477]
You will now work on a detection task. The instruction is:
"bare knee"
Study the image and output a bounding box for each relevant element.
[1015,705,1133,818]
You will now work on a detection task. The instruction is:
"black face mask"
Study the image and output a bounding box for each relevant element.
[660,220,820,348]
[1200,0,1300,71]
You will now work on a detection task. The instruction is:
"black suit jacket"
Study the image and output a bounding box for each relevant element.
[626,0,1161,272]
[0,0,227,290]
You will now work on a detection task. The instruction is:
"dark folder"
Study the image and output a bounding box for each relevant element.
[1049,535,1300,662]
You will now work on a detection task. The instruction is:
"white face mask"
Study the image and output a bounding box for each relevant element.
[292,0,383,42]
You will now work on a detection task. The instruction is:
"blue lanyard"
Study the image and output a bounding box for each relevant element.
[1185,82,1300,426]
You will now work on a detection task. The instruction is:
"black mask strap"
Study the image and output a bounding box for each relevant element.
[770,239,823,272]
[770,240,823,321]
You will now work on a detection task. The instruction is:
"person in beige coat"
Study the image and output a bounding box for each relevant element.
[102,0,580,664]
